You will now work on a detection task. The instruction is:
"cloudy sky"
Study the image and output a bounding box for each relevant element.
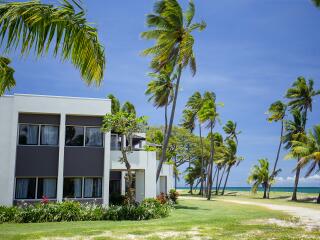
[5,0,320,187]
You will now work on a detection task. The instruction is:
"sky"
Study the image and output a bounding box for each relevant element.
[4,0,320,187]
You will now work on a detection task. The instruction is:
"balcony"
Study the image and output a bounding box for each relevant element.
[111,150,156,170]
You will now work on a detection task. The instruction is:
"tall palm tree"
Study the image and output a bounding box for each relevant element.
[266,100,287,196]
[221,139,243,195]
[142,0,206,181]
[247,158,281,199]
[285,77,320,201]
[287,124,320,203]
[145,71,174,133]
[198,91,219,200]
[181,92,207,195]
[0,0,105,95]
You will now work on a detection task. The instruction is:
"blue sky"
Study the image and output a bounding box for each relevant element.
[5,0,320,187]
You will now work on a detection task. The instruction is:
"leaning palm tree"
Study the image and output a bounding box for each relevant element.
[145,71,174,133]
[287,124,320,203]
[266,100,287,195]
[247,158,281,199]
[142,0,206,181]
[198,91,219,200]
[221,139,243,195]
[223,120,241,144]
[0,0,105,95]
[285,77,320,200]
[181,92,206,195]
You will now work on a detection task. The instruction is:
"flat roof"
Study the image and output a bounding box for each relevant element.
[2,94,111,102]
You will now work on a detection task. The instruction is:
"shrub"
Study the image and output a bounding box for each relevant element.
[169,189,179,204]
[156,192,169,204]
[109,193,126,206]
[0,199,172,223]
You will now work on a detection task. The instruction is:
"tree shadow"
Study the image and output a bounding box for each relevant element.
[175,205,201,210]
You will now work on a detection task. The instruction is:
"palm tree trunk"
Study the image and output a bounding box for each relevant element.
[199,124,205,196]
[269,120,284,196]
[317,192,320,204]
[263,183,267,199]
[221,166,231,195]
[164,103,168,135]
[174,156,177,190]
[156,65,182,182]
[217,166,226,194]
[292,160,301,201]
[215,167,220,195]
[207,122,215,200]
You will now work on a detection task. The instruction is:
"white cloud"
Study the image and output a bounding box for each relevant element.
[275,174,320,185]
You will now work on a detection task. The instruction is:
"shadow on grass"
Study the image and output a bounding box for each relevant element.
[175,205,201,210]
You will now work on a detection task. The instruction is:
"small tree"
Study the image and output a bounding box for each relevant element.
[247,159,281,199]
[102,111,147,203]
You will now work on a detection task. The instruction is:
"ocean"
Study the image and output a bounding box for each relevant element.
[177,187,319,194]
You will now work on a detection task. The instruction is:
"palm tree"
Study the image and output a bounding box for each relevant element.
[221,139,243,195]
[266,100,287,196]
[0,0,105,95]
[121,102,136,117]
[181,92,206,195]
[198,91,219,200]
[287,125,320,204]
[107,94,121,114]
[282,109,305,201]
[142,0,206,181]
[0,57,15,95]
[285,77,320,201]
[223,120,241,144]
[247,158,281,199]
[145,71,174,133]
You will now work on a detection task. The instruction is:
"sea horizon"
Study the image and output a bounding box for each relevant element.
[177,186,319,194]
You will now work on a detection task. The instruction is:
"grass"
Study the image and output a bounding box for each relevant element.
[0,197,319,239]
[180,189,320,209]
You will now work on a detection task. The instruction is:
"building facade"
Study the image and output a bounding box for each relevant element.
[0,94,173,206]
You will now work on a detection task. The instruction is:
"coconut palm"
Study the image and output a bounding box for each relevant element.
[121,102,136,117]
[198,91,219,200]
[247,158,281,199]
[220,139,243,195]
[142,0,206,181]
[266,100,287,195]
[313,0,320,7]
[0,57,15,95]
[181,92,207,195]
[283,109,305,201]
[0,0,105,95]
[145,71,174,133]
[287,125,320,203]
[223,120,241,144]
[107,94,120,114]
[285,77,320,201]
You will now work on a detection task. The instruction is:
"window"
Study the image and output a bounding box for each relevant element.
[37,178,57,199]
[63,178,82,198]
[65,126,84,146]
[111,134,121,150]
[85,127,103,147]
[84,178,102,198]
[15,178,36,199]
[109,180,121,194]
[41,126,59,145]
[18,125,39,145]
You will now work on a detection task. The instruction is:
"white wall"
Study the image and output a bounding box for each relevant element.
[0,97,15,206]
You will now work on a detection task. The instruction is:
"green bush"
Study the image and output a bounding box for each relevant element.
[0,199,172,223]
[169,189,179,204]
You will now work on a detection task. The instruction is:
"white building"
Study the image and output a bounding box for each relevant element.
[0,94,173,206]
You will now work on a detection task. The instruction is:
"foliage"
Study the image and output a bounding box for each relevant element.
[0,57,15,95]
[169,189,179,204]
[0,0,105,94]
[0,200,172,223]
[156,192,169,204]
[247,159,281,198]
[267,101,287,122]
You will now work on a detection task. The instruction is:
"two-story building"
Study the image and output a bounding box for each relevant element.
[0,94,173,206]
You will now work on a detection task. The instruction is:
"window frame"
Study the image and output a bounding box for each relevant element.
[65,125,104,148]
[63,177,103,199]
[18,123,60,147]
[37,177,58,199]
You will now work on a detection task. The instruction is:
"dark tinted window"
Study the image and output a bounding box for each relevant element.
[85,127,103,147]
[65,126,84,146]
[63,178,82,198]
[18,125,39,145]
[15,178,36,199]
[84,178,102,198]
[41,126,59,145]
[37,178,57,199]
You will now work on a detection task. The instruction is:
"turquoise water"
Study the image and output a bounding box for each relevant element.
[177,187,319,194]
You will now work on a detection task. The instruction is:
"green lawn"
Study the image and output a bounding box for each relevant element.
[0,198,319,240]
